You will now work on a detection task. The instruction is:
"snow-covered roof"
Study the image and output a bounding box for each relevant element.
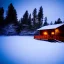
[37,23,64,30]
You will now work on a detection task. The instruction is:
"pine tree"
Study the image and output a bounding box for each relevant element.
[22,10,29,25]
[54,18,62,24]
[28,14,32,30]
[0,7,4,35]
[4,3,18,35]
[43,17,48,26]
[38,6,43,28]
[0,7,4,27]
[56,18,62,24]
[5,3,18,25]
[54,21,57,24]
[32,8,37,27]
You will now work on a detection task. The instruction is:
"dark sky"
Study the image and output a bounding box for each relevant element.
[0,0,64,23]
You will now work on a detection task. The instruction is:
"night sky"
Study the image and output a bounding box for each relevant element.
[0,0,64,23]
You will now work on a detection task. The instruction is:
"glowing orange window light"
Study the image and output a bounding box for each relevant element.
[51,32,54,35]
[43,32,48,35]
[55,29,59,33]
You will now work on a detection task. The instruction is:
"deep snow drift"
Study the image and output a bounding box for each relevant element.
[0,36,64,64]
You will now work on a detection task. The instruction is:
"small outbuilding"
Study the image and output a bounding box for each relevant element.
[34,23,64,42]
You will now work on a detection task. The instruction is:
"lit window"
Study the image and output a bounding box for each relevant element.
[55,29,59,33]
[43,32,48,35]
[51,32,54,35]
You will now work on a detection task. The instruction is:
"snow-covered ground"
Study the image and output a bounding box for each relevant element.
[0,36,64,64]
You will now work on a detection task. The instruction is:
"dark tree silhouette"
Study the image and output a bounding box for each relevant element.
[19,18,24,30]
[21,10,29,30]
[28,14,32,30]
[38,6,43,28]
[5,3,18,25]
[54,18,62,24]
[0,7,4,35]
[22,10,29,25]
[43,17,48,26]
[32,8,37,28]
[54,21,57,24]
[57,18,62,24]
[0,7,4,27]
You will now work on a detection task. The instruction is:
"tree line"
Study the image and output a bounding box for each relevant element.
[0,3,63,35]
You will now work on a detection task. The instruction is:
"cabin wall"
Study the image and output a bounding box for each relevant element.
[56,25,64,37]
[40,29,55,36]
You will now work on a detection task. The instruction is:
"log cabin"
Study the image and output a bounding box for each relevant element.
[34,23,64,42]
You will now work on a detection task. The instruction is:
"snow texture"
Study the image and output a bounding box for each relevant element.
[0,36,64,64]
[20,30,38,35]
[3,24,17,35]
[37,23,64,30]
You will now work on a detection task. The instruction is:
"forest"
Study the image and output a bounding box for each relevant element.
[0,3,63,35]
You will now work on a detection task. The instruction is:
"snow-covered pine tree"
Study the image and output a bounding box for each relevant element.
[4,3,18,35]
